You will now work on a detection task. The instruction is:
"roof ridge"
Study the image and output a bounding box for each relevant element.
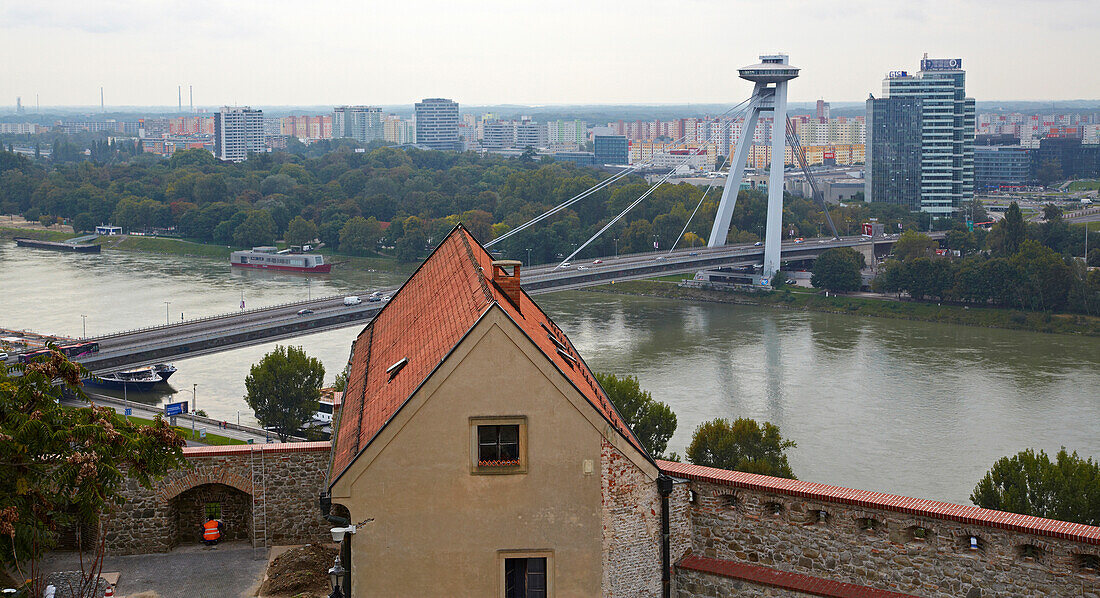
[457,227,494,305]
[351,325,374,459]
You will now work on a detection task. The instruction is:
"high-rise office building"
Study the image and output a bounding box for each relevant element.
[866,55,975,214]
[214,106,264,162]
[414,98,461,151]
[594,135,629,165]
[333,106,384,143]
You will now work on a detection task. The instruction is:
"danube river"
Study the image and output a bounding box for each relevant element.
[2,240,1098,504]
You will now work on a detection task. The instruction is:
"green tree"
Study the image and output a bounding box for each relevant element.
[1,353,186,595]
[244,345,325,441]
[971,448,1100,526]
[332,364,350,393]
[595,373,677,458]
[284,215,318,246]
[1002,202,1026,255]
[232,210,277,247]
[38,214,56,228]
[892,230,936,261]
[339,216,383,256]
[71,212,96,233]
[686,417,796,479]
[1035,159,1063,187]
[811,247,864,292]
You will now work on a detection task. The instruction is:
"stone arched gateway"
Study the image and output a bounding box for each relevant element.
[103,442,333,555]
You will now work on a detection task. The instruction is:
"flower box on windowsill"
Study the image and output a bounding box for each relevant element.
[478,459,521,468]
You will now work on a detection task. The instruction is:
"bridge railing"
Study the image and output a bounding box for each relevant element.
[89,293,350,341]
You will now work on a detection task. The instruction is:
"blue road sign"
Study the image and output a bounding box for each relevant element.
[124,408,133,416]
[165,401,188,417]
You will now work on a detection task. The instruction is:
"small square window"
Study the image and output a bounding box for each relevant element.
[471,417,527,474]
[205,503,221,520]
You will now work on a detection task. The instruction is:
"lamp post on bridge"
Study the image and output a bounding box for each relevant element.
[526,248,532,268]
[614,237,618,257]
[80,314,87,339]
[164,301,171,326]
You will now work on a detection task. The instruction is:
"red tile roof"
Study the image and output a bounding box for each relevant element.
[677,555,919,598]
[331,226,646,485]
[659,460,1100,546]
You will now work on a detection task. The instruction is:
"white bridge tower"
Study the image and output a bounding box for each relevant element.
[708,55,799,282]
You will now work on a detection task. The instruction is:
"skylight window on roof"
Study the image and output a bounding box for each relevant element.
[556,347,577,368]
[386,357,408,379]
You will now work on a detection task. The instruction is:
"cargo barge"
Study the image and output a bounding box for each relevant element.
[231,246,331,273]
[14,238,101,253]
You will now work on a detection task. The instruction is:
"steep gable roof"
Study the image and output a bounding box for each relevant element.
[331,225,647,485]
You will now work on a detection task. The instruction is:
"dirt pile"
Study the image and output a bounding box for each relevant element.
[259,544,338,598]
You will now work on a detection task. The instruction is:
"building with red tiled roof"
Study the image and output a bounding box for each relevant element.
[328,225,664,596]
[325,225,1100,598]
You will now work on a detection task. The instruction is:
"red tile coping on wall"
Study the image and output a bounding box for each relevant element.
[677,555,919,598]
[182,441,331,458]
[658,460,1100,546]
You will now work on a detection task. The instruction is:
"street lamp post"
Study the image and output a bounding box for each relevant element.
[614,238,618,257]
[182,384,197,440]
[526,248,532,268]
[164,301,171,325]
[80,314,87,339]
[306,277,311,301]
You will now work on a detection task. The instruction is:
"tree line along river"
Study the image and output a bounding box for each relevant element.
[1,239,1098,504]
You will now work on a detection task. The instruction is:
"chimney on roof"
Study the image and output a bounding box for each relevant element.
[490,260,523,306]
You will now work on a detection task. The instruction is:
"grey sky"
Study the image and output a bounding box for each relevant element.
[2,0,1098,107]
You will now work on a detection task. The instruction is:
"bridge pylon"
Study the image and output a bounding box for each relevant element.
[707,54,799,281]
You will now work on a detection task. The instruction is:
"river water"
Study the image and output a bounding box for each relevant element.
[1,240,1098,504]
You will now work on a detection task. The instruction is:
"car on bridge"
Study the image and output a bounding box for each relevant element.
[297,308,314,315]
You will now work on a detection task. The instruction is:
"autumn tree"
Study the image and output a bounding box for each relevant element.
[1,352,186,596]
[284,215,318,247]
[339,216,383,256]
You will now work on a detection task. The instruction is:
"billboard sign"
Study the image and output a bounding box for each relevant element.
[920,58,962,71]
[887,70,909,78]
[165,401,189,417]
[862,223,874,236]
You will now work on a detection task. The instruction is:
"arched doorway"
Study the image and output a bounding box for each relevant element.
[168,483,252,547]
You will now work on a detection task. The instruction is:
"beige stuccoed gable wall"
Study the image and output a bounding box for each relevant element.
[331,306,658,597]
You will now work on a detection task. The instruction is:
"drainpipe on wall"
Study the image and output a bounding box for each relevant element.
[657,474,674,598]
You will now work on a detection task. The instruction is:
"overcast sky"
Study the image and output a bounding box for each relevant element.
[2,0,1098,108]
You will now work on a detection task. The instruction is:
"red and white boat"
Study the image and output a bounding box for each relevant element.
[231,246,331,273]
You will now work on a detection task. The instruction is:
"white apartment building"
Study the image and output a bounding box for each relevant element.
[214,106,264,162]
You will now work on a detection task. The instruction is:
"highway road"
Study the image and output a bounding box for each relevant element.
[69,233,935,373]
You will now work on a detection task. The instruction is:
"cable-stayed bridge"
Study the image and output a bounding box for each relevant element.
[73,233,937,373]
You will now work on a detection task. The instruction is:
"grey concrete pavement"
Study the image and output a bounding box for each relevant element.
[41,541,269,598]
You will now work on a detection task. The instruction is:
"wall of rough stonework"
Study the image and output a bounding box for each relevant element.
[662,460,1100,598]
[103,442,331,555]
[600,439,662,597]
[170,484,251,545]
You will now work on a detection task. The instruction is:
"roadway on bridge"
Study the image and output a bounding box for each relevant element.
[72,233,935,373]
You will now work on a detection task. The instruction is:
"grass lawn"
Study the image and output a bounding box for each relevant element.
[0,226,79,242]
[122,413,246,446]
[1068,180,1100,191]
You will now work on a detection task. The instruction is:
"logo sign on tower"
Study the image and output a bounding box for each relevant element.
[920,58,962,71]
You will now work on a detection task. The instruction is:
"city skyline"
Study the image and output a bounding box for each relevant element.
[2,0,1100,107]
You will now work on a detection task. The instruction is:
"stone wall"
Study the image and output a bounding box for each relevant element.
[103,442,331,555]
[600,439,662,597]
[661,460,1100,598]
[676,567,814,597]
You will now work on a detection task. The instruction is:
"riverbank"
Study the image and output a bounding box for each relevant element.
[0,226,415,274]
[589,279,1100,336]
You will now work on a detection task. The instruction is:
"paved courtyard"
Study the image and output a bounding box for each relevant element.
[41,541,270,598]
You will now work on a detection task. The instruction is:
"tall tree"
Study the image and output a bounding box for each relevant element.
[687,418,796,479]
[232,210,278,248]
[1,353,186,596]
[1003,202,1026,255]
[339,216,383,256]
[971,448,1100,526]
[595,373,677,458]
[244,345,325,441]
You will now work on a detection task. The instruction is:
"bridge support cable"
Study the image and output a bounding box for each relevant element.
[485,165,639,247]
[556,104,751,268]
[785,117,840,239]
[486,96,755,250]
